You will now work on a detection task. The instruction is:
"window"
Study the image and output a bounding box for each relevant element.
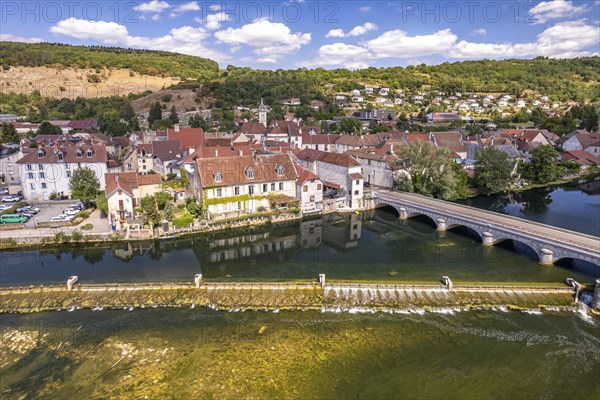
[279,182,283,190]
[317,184,322,190]
[41,183,47,189]
[234,186,240,196]
[246,168,255,179]
[87,150,94,158]
[271,183,275,191]
[57,152,63,161]
[26,164,33,171]
[214,171,222,182]
[37,150,45,158]
[39,172,45,179]
[38,164,43,170]
[354,190,359,195]
[27,173,34,179]
[143,165,146,170]
[310,195,315,202]
[262,184,267,192]
[127,163,132,170]
[303,185,308,192]
[276,165,284,176]
[66,171,72,178]
[141,149,146,157]
[216,188,222,197]
[76,150,83,158]
[355,180,359,185]
[65,163,70,170]
[142,159,146,164]
[248,185,254,195]
[29,183,35,190]
[368,159,371,166]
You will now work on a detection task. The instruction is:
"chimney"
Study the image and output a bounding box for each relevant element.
[174,124,180,132]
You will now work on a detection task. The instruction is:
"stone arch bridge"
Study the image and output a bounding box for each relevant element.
[373,190,600,266]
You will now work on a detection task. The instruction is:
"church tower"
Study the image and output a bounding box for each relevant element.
[258,98,268,127]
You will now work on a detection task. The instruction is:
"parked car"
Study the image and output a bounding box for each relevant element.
[0,188,9,195]
[61,213,76,221]
[50,215,69,222]
[19,210,35,218]
[63,208,80,216]
[69,202,85,211]
[25,206,40,214]
[2,195,21,202]
[0,204,11,212]
[0,213,28,223]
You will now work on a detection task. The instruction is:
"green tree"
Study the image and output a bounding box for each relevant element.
[155,191,173,210]
[36,121,62,135]
[164,202,174,221]
[69,167,100,203]
[141,195,161,227]
[168,105,179,125]
[0,123,19,143]
[474,147,513,194]
[180,167,190,189]
[524,145,559,183]
[148,101,162,127]
[99,109,130,136]
[338,117,362,134]
[394,140,458,200]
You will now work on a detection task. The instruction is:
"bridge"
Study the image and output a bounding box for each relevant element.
[372,190,600,267]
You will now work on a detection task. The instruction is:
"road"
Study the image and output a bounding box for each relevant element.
[375,190,600,253]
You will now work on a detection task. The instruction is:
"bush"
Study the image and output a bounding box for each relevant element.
[53,232,70,244]
[161,94,172,102]
[71,229,83,242]
[49,192,58,200]
[77,211,90,219]
[81,223,94,230]
[177,204,185,210]
[172,212,194,228]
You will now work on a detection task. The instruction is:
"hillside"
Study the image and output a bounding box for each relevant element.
[0,42,219,80]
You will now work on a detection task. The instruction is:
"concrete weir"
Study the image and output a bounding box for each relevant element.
[0,275,581,314]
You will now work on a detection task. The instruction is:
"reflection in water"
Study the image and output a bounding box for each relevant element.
[1,190,599,287]
[515,187,553,215]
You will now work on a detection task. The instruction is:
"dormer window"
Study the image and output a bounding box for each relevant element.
[141,149,146,157]
[57,151,63,161]
[37,149,45,158]
[76,149,83,158]
[87,149,94,158]
[246,167,255,179]
[275,165,284,176]
[214,171,222,182]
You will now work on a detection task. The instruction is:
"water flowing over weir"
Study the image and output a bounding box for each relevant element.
[0,281,581,314]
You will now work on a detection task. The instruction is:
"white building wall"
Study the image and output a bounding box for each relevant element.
[296,179,323,213]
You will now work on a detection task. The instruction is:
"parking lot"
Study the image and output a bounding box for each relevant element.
[22,201,75,227]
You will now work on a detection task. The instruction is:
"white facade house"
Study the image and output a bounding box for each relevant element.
[295,164,324,214]
[16,142,108,201]
[345,150,399,188]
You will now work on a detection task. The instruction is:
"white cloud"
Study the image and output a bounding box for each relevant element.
[325,22,377,38]
[325,29,345,38]
[49,18,229,62]
[49,19,129,44]
[470,28,486,36]
[453,20,599,59]
[136,0,170,13]
[365,29,458,58]
[170,1,200,17]
[208,4,221,12]
[196,12,230,30]
[359,6,372,12]
[215,19,311,60]
[0,33,43,43]
[301,43,372,69]
[529,0,588,24]
[151,14,161,21]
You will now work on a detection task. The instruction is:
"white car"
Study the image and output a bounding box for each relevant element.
[2,195,21,202]
[63,208,80,216]
[50,215,69,222]
[0,204,11,211]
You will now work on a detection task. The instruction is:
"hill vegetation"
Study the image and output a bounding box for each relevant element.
[0,42,219,80]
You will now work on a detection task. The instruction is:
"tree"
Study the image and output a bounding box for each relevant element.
[474,147,513,194]
[524,145,559,183]
[69,167,100,203]
[180,167,190,189]
[148,101,162,127]
[99,109,130,136]
[155,191,173,210]
[164,202,174,221]
[37,121,62,135]
[169,105,179,125]
[141,195,161,227]
[394,140,458,200]
[0,123,19,143]
[338,117,362,134]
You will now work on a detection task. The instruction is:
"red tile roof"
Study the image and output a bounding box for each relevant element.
[167,127,204,150]
[294,164,319,185]
[105,172,161,197]
[16,141,108,164]
[239,122,267,135]
[561,150,600,166]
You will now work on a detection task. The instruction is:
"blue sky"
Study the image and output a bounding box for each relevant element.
[1,0,598,69]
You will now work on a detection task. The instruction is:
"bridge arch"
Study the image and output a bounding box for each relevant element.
[446,224,484,243]
[493,238,541,262]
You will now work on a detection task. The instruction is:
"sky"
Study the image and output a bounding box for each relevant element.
[1,0,599,70]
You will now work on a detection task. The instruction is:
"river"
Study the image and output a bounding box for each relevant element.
[1,184,599,399]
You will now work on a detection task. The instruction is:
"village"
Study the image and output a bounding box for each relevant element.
[0,94,599,241]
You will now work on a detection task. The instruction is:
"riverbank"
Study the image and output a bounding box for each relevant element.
[0,281,585,315]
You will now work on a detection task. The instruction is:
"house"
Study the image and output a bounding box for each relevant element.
[516,99,527,108]
[431,132,467,161]
[364,87,374,95]
[104,172,162,230]
[301,133,339,152]
[560,150,600,167]
[379,87,390,96]
[151,140,182,176]
[295,164,324,214]
[345,149,401,188]
[166,126,204,153]
[427,112,460,123]
[334,134,382,154]
[584,141,600,157]
[351,89,361,96]
[352,96,364,102]
[562,132,600,151]
[294,149,364,209]
[16,140,109,201]
[189,153,299,220]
